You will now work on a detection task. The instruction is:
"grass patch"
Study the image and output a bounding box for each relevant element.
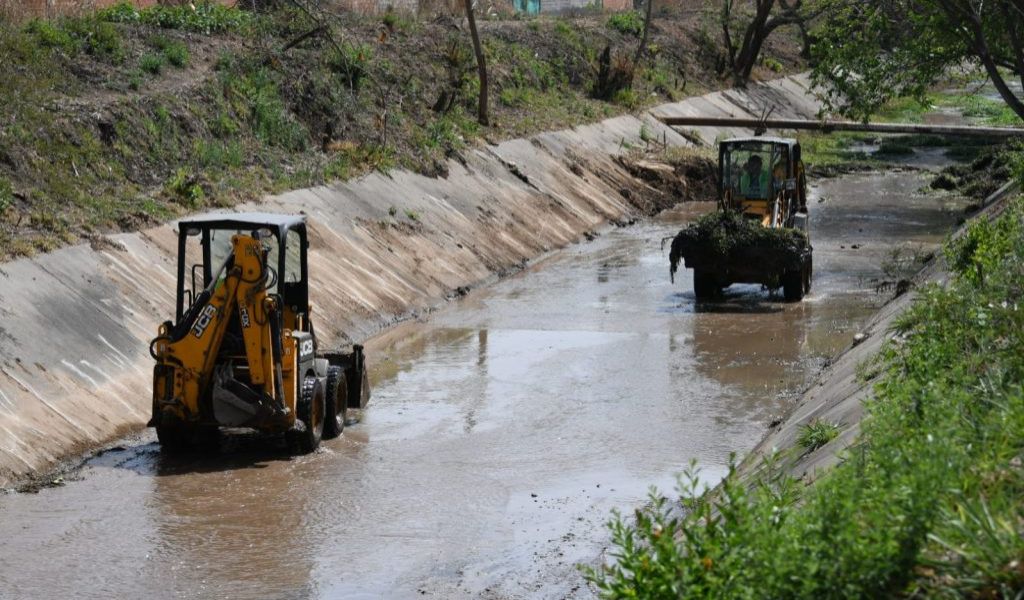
[140,52,164,75]
[796,419,840,451]
[585,171,1024,597]
[606,11,644,36]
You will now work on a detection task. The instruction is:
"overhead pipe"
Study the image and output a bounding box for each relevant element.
[651,116,1024,138]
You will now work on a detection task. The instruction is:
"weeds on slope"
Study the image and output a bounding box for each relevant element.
[584,179,1024,597]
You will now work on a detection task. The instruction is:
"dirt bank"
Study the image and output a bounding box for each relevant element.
[0,74,820,488]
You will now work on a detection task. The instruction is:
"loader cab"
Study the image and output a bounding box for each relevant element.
[174,213,310,331]
[719,137,806,228]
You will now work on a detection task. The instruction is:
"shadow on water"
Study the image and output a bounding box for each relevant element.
[93,432,299,478]
[660,284,787,315]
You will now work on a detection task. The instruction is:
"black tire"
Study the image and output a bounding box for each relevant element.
[804,256,813,294]
[323,367,347,440]
[156,424,190,453]
[288,376,325,454]
[693,270,717,300]
[783,269,804,302]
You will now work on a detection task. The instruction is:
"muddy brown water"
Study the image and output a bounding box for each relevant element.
[0,165,966,599]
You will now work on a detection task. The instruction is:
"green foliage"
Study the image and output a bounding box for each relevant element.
[165,167,204,207]
[25,16,123,61]
[606,11,644,36]
[810,0,1024,123]
[405,209,419,221]
[218,58,307,151]
[797,419,840,451]
[140,52,164,75]
[327,42,373,92]
[98,1,251,34]
[23,20,74,51]
[587,197,1024,598]
[152,38,190,68]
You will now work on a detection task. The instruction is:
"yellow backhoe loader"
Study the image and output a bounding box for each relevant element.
[148,213,369,454]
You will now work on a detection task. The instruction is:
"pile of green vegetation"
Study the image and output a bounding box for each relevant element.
[668,209,809,282]
[589,183,1024,596]
[932,139,1024,201]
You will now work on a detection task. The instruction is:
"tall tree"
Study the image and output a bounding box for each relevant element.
[634,0,655,65]
[811,0,1024,122]
[464,0,489,126]
[720,0,810,86]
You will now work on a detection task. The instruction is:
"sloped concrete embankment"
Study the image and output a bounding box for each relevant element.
[0,75,820,487]
[739,179,1021,484]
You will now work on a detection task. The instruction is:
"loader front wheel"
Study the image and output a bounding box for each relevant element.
[693,270,716,300]
[783,269,804,302]
[324,367,347,440]
[289,376,325,454]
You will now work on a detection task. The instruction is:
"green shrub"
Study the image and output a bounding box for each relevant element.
[327,42,373,92]
[96,2,141,24]
[606,11,644,36]
[140,52,164,75]
[66,18,122,59]
[797,419,840,451]
[162,41,189,67]
[166,167,204,207]
[99,1,251,33]
[24,20,74,51]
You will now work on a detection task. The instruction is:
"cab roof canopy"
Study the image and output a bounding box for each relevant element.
[177,212,307,238]
[721,136,798,147]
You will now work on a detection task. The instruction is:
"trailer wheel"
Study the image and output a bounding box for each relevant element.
[693,270,716,300]
[289,376,325,454]
[783,269,804,302]
[324,366,347,439]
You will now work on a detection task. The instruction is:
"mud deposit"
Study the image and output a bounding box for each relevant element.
[0,166,966,598]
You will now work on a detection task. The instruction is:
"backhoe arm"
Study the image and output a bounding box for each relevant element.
[152,234,286,422]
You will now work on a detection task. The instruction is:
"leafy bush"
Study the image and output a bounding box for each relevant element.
[25,17,122,60]
[606,11,644,36]
[586,197,1024,598]
[99,1,251,34]
[24,20,74,51]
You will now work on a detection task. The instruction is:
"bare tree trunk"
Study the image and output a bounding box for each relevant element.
[464,0,489,126]
[634,0,655,65]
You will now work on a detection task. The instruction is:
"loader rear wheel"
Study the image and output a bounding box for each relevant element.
[693,270,717,300]
[289,376,325,454]
[324,367,347,440]
[783,269,804,302]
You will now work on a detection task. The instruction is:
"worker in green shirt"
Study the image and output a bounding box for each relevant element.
[739,155,769,198]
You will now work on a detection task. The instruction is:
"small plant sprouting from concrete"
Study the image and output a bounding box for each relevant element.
[405,210,419,221]
[388,206,397,217]
[797,419,841,452]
